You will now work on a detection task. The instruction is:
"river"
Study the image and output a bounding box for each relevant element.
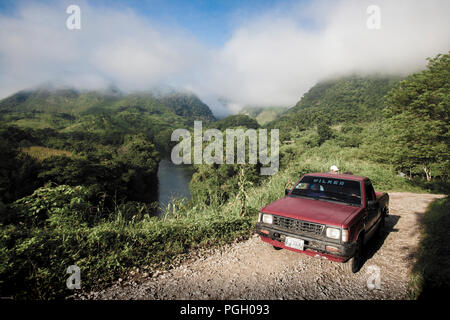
[156,158,194,215]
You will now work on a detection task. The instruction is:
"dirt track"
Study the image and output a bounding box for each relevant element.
[76,192,444,300]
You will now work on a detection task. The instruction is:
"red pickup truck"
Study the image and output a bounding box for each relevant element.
[256,173,389,273]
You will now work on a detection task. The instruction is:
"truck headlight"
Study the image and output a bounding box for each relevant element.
[341,229,349,242]
[262,214,273,224]
[326,227,340,240]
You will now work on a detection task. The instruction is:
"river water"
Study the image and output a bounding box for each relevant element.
[156,158,194,215]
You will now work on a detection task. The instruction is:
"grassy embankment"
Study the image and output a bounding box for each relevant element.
[408,196,450,299]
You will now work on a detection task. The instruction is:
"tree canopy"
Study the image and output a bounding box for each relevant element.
[380,52,449,180]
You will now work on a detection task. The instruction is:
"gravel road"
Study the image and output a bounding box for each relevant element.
[76,192,444,300]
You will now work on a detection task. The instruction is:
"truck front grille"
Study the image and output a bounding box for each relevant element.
[273,216,324,236]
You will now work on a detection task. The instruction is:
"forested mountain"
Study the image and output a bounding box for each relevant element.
[267,75,402,132]
[158,92,216,123]
[0,87,215,122]
[0,86,215,154]
[0,87,118,114]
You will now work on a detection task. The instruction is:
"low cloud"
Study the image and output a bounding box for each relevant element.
[0,1,206,97]
[0,0,449,115]
[195,0,450,112]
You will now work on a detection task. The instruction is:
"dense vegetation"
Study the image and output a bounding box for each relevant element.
[370,53,449,181]
[0,88,215,155]
[0,125,160,205]
[267,75,402,140]
[0,52,448,299]
[208,114,259,131]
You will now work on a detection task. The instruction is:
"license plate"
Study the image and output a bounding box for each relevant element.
[285,236,304,250]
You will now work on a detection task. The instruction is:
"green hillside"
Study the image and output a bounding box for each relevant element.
[0,87,216,154]
[0,87,215,122]
[158,92,217,123]
[0,87,116,114]
[209,114,259,130]
[268,75,402,133]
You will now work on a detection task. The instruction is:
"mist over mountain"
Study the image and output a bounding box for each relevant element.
[1,0,449,114]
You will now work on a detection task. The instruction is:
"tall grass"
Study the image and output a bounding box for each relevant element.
[21,146,74,161]
[0,185,256,299]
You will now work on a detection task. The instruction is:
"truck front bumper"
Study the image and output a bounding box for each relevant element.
[255,222,356,262]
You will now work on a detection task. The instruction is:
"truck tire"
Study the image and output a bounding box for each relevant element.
[273,245,283,250]
[343,236,363,274]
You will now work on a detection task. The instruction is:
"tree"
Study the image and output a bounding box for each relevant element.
[317,116,333,145]
[382,52,450,181]
[0,136,40,204]
[212,115,259,131]
[115,134,160,201]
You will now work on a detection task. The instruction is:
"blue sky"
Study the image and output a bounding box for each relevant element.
[115,0,288,46]
[0,0,311,47]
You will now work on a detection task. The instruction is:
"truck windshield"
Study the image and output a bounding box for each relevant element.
[290,176,362,205]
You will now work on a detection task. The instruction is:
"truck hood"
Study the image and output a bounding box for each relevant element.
[261,196,361,227]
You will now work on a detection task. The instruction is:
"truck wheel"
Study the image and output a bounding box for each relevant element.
[344,236,363,273]
[273,245,283,250]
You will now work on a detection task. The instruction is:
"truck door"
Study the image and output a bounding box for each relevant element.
[365,180,379,232]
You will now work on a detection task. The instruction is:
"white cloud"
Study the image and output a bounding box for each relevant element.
[0,0,449,115]
[195,0,450,112]
[0,1,205,97]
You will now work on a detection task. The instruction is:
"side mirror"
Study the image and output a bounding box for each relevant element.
[367,200,379,210]
[285,189,291,196]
